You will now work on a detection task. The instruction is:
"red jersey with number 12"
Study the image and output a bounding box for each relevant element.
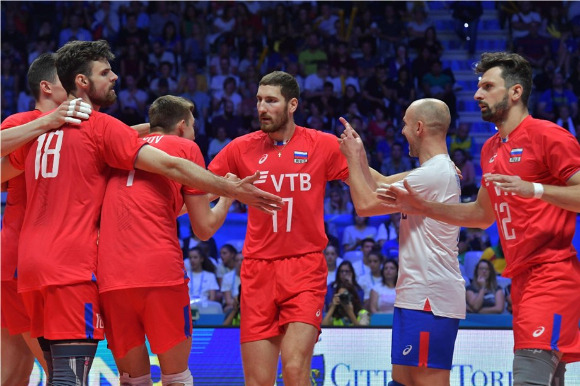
[209,126,349,259]
[97,134,205,292]
[480,116,580,277]
[9,111,146,292]
[1,110,42,281]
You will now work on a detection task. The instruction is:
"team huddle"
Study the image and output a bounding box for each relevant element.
[1,39,579,386]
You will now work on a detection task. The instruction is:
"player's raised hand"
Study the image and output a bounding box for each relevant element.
[232,171,283,215]
[45,98,92,128]
[484,173,534,197]
[376,179,424,215]
[338,117,364,161]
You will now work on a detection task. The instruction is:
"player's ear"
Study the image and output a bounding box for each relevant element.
[76,74,89,90]
[510,84,523,102]
[288,98,298,114]
[39,80,51,94]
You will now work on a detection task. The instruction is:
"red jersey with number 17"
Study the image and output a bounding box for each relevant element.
[97,134,205,293]
[1,110,42,281]
[209,126,349,259]
[480,116,580,278]
[8,111,146,292]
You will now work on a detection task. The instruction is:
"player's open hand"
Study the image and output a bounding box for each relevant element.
[484,174,533,197]
[233,171,283,215]
[376,179,424,215]
[44,98,92,129]
[337,117,364,161]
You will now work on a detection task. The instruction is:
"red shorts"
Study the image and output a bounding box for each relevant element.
[21,281,104,340]
[511,257,580,363]
[240,252,327,343]
[1,280,31,335]
[100,284,192,358]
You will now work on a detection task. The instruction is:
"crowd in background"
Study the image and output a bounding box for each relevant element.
[2,0,580,322]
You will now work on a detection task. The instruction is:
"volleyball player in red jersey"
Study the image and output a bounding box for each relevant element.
[0,53,94,384]
[98,95,235,385]
[2,40,280,385]
[382,52,580,386]
[209,71,349,385]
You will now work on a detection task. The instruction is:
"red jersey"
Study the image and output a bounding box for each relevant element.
[209,126,348,259]
[480,116,580,277]
[9,111,146,291]
[97,134,205,292]
[1,110,42,281]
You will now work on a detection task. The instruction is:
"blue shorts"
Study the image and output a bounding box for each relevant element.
[391,307,459,370]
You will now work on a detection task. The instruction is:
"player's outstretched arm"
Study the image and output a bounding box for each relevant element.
[1,98,91,157]
[135,146,282,214]
[130,123,150,138]
[184,173,237,241]
[379,181,496,229]
[485,172,580,213]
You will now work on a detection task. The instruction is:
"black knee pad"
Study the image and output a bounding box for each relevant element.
[51,340,99,386]
[513,349,560,386]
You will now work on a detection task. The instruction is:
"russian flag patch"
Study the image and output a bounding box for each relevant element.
[294,151,308,163]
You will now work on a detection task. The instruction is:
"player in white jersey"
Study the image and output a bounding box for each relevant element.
[339,98,465,386]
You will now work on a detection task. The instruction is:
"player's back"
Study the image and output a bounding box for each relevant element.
[98,134,205,292]
[9,111,144,292]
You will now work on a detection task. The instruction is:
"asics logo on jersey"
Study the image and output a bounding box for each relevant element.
[489,154,497,163]
[316,309,321,317]
[251,171,312,192]
[259,154,268,164]
[533,326,545,337]
[402,345,413,355]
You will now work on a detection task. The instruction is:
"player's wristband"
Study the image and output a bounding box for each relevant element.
[532,183,544,199]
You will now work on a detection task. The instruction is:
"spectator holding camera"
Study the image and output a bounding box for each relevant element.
[322,280,370,326]
[325,261,365,312]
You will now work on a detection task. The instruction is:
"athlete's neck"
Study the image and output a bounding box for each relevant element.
[68,93,101,112]
[268,123,296,143]
[496,107,529,139]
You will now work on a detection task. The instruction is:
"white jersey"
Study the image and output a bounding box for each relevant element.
[394,154,466,319]
[188,270,219,302]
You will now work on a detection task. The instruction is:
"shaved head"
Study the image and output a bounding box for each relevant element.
[409,98,451,137]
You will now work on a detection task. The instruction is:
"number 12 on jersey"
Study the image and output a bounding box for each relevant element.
[272,198,293,232]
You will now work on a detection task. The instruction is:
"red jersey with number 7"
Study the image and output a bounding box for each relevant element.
[209,125,349,260]
[97,134,205,292]
[480,116,580,278]
[1,110,42,281]
[8,111,146,292]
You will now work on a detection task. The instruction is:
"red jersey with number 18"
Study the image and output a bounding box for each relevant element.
[1,110,42,282]
[480,116,580,278]
[209,126,349,259]
[8,111,146,292]
[97,134,205,293]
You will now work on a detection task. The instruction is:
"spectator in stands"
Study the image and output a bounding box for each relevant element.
[356,38,380,84]
[536,71,579,122]
[221,252,243,315]
[212,77,242,117]
[91,1,120,43]
[380,142,412,178]
[533,57,557,94]
[329,42,358,77]
[0,57,20,116]
[315,3,339,39]
[362,64,396,117]
[412,45,435,88]
[117,74,148,126]
[223,284,241,326]
[159,21,182,57]
[450,1,483,56]
[342,212,378,253]
[183,22,208,68]
[210,99,244,140]
[376,213,401,258]
[421,59,457,119]
[215,244,237,288]
[207,126,232,161]
[358,250,384,308]
[118,43,146,87]
[451,148,478,202]
[148,1,180,41]
[209,42,239,77]
[368,105,392,139]
[406,5,434,51]
[322,280,370,326]
[325,261,365,311]
[150,61,178,97]
[378,3,407,57]
[298,32,328,76]
[324,244,343,286]
[466,260,506,314]
[303,62,331,100]
[513,21,552,69]
[510,1,542,41]
[148,40,178,78]
[556,105,578,138]
[448,121,478,156]
[209,56,241,95]
[420,26,444,61]
[179,75,210,141]
[350,238,378,278]
[324,186,353,215]
[459,228,490,255]
[369,258,398,314]
[480,241,506,275]
[208,5,237,48]
[187,247,219,303]
[58,13,92,47]
[388,44,412,80]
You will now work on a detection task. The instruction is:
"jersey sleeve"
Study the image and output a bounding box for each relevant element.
[95,114,147,170]
[208,139,239,177]
[182,141,207,196]
[322,133,349,181]
[8,143,32,170]
[542,128,580,183]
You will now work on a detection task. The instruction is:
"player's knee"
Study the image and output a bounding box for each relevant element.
[161,369,193,386]
[120,372,153,386]
[513,349,560,386]
[51,340,98,386]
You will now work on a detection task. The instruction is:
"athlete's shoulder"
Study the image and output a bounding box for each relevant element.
[1,110,43,129]
[525,115,575,140]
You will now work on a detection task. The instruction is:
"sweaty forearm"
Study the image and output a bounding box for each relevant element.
[541,183,580,213]
[1,118,52,157]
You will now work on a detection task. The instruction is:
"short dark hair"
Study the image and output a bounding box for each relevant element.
[56,40,115,94]
[148,95,194,133]
[28,53,58,100]
[259,71,300,102]
[475,52,532,107]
